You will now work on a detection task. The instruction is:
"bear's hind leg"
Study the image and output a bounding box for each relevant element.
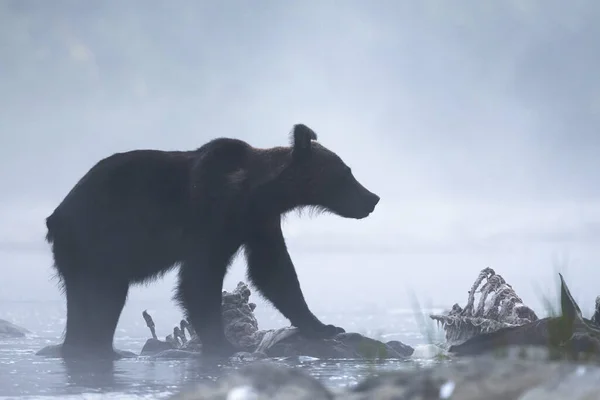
[86,276,129,358]
[61,271,87,351]
[47,218,131,360]
[62,273,129,360]
[50,243,101,359]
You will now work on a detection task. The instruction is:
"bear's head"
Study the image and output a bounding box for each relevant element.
[284,123,380,219]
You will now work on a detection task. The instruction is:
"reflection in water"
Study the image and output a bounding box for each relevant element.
[56,356,423,396]
[62,358,124,392]
[60,356,236,396]
[0,303,435,398]
[2,338,436,398]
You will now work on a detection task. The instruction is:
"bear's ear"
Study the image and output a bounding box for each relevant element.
[291,123,318,160]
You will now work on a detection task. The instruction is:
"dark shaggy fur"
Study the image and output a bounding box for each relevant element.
[45,123,380,359]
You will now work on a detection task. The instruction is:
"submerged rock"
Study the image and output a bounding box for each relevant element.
[170,354,600,399]
[35,343,138,358]
[0,318,29,338]
[170,361,334,400]
[142,281,414,360]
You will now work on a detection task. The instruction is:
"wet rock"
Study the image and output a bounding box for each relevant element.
[170,354,600,399]
[0,318,29,338]
[344,353,600,399]
[385,340,415,356]
[35,344,64,357]
[259,330,414,359]
[35,343,138,358]
[140,338,177,355]
[169,361,334,400]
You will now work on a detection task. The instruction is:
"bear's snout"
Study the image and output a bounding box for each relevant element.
[347,188,380,219]
[369,193,380,207]
[363,191,380,216]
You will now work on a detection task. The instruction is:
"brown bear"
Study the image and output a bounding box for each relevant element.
[44,123,380,360]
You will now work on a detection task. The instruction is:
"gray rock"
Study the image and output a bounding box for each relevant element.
[140,338,177,355]
[344,354,600,399]
[169,361,334,400]
[385,340,415,356]
[259,329,414,359]
[170,353,600,399]
[35,343,138,358]
[0,318,29,338]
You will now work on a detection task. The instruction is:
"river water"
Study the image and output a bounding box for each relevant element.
[0,299,445,399]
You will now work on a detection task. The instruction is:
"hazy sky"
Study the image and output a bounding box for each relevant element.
[1,1,599,318]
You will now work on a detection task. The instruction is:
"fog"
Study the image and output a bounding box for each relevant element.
[1,1,599,318]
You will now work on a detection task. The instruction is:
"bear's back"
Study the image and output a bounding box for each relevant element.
[46,149,195,239]
[46,138,256,236]
[63,149,193,208]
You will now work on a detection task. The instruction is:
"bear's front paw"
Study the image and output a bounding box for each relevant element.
[323,324,345,337]
[300,323,345,340]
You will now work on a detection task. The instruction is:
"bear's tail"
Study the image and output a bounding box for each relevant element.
[45,212,57,243]
[44,209,81,283]
[46,210,60,244]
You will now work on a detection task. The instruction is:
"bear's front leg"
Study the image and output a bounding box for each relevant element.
[176,253,238,356]
[244,216,345,340]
